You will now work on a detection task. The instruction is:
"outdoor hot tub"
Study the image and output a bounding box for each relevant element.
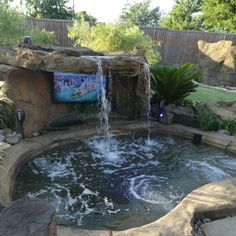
[5,121,236,233]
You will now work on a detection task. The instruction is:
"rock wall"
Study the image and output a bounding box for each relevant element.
[198,40,236,86]
[0,65,71,137]
[0,45,148,137]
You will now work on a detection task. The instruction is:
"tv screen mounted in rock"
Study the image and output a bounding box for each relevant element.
[53,72,107,103]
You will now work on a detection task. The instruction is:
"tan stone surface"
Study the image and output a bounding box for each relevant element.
[0,46,144,77]
[1,67,71,137]
[57,226,111,236]
[198,40,236,86]
[204,101,236,120]
[200,216,236,236]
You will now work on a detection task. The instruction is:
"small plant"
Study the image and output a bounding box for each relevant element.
[0,98,14,129]
[219,119,236,135]
[181,98,199,107]
[150,63,201,105]
[196,107,222,131]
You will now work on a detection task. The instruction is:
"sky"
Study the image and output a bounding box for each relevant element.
[68,0,175,22]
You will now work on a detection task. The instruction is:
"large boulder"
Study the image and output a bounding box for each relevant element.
[165,104,199,127]
[198,40,236,86]
[204,101,236,120]
[0,198,56,236]
[0,45,144,77]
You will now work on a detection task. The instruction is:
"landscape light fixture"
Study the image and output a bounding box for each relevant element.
[159,100,166,118]
[192,133,202,145]
[23,36,32,45]
[16,108,25,138]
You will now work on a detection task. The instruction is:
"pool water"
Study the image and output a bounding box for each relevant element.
[13,133,236,230]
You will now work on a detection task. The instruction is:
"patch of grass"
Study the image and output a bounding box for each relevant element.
[188,84,236,102]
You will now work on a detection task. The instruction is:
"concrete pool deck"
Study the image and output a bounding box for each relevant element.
[1,120,236,235]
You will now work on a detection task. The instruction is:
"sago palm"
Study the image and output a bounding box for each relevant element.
[150,63,201,105]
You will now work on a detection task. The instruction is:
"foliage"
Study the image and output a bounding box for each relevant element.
[160,0,236,33]
[196,107,221,131]
[201,0,236,33]
[150,63,200,105]
[219,119,236,135]
[25,0,74,19]
[0,98,14,129]
[196,106,236,135]
[160,0,203,30]
[74,11,97,26]
[181,98,199,107]
[119,0,161,27]
[0,4,58,45]
[0,4,25,45]
[68,20,160,64]
[26,28,58,45]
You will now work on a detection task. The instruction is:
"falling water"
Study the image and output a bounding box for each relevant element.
[143,62,151,141]
[94,58,120,162]
[96,58,111,136]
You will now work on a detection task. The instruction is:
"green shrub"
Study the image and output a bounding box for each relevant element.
[219,119,236,135]
[26,27,58,45]
[0,4,25,45]
[0,4,58,45]
[150,63,200,105]
[0,98,14,129]
[68,20,160,64]
[196,107,221,131]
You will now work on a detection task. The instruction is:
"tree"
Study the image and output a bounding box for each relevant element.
[119,0,161,27]
[25,0,74,19]
[74,11,97,26]
[201,0,236,33]
[160,0,203,30]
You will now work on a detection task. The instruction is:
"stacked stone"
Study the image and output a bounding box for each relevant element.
[0,129,22,149]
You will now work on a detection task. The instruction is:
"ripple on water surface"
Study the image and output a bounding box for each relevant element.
[13,133,236,230]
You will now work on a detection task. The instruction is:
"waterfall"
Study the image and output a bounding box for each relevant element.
[143,63,151,140]
[96,58,111,136]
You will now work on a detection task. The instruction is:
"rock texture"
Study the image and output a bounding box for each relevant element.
[0,65,71,137]
[0,198,56,236]
[203,101,236,120]
[198,40,236,86]
[165,104,199,127]
[0,45,148,136]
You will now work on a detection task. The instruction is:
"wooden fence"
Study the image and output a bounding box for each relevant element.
[26,18,236,65]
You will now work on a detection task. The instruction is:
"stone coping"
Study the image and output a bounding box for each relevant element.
[1,120,236,236]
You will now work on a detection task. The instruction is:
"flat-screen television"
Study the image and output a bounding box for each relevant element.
[53,72,107,103]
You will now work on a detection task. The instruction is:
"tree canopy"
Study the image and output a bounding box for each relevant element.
[160,0,203,30]
[25,0,74,19]
[119,0,161,27]
[201,0,236,33]
[160,0,236,33]
[74,11,97,26]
